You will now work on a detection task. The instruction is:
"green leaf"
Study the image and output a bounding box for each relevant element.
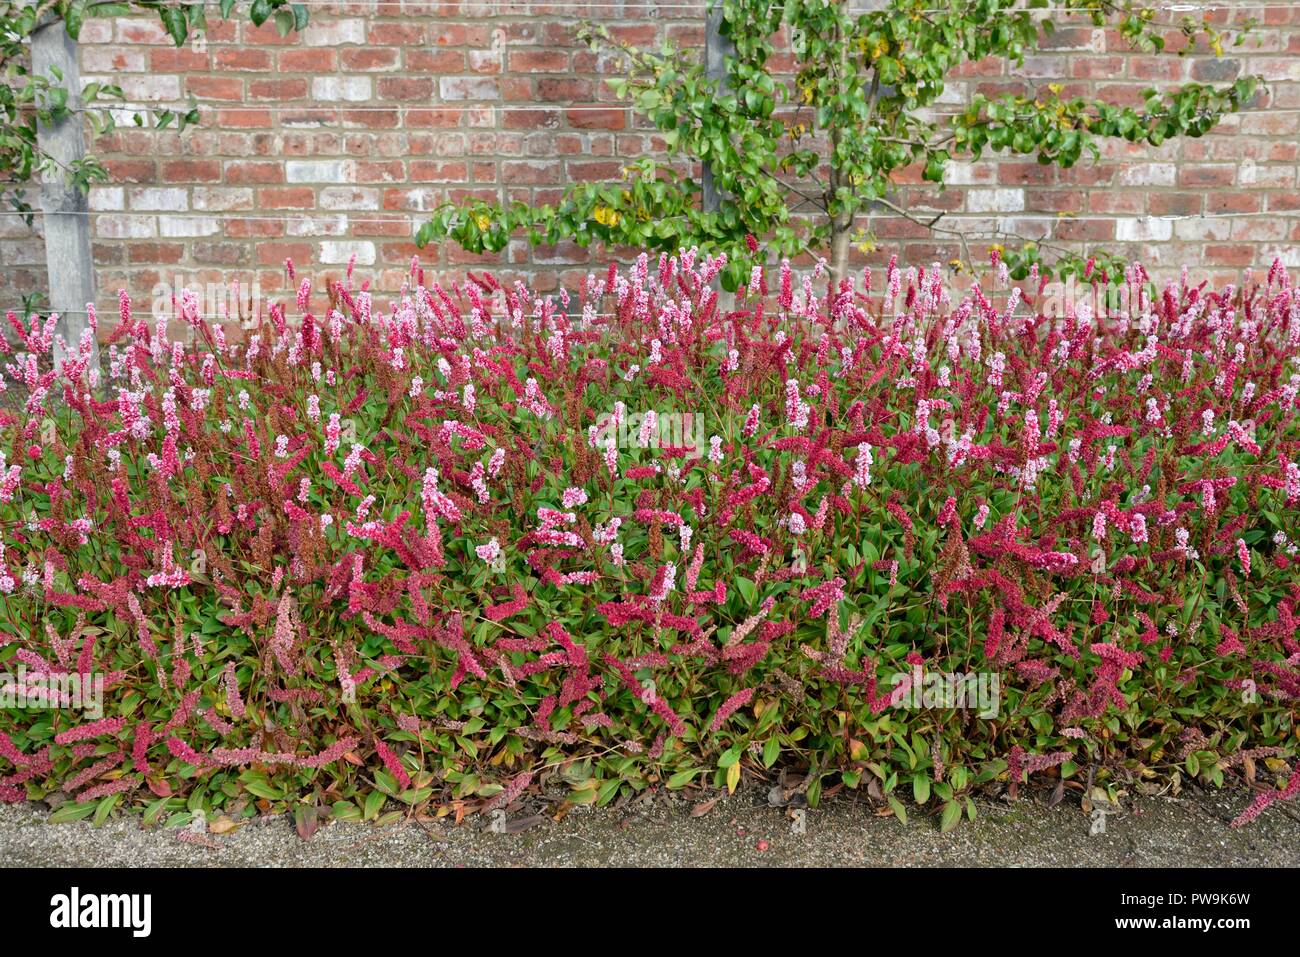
[50,801,98,824]
[92,793,121,827]
[597,778,622,806]
[912,773,931,806]
[940,800,962,833]
[159,6,188,46]
[241,779,285,801]
[735,577,757,606]
[64,0,88,39]
[666,768,700,789]
[249,0,272,27]
[332,801,362,822]
[887,796,908,824]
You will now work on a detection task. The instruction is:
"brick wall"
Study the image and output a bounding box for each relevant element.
[1,1,1298,313]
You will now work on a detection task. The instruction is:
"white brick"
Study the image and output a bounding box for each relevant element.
[320,240,375,265]
[0,217,37,239]
[159,215,220,238]
[996,217,1052,241]
[1230,218,1288,242]
[303,19,366,46]
[286,160,356,184]
[934,83,968,106]
[944,161,995,186]
[312,76,372,102]
[81,49,146,73]
[1116,217,1173,242]
[192,188,254,211]
[1174,218,1230,241]
[0,244,45,266]
[1237,161,1296,190]
[1011,56,1066,79]
[288,216,348,238]
[1261,246,1300,268]
[1246,57,1300,82]
[967,188,1024,213]
[78,21,113,43]
[1118,163,1176,187]
[114,76,181,102]
[96,215,157,239]
[320,187,380,211]
[439,77,499,100]
[468,49,505,73]
[114,20,167,44]
[89,187,124,211]
[129,188,189,211]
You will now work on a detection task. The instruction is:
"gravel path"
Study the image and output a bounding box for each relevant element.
[3,786,1297,867]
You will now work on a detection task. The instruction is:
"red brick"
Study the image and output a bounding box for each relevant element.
[279,49,337,72]
[215,49,273,71]
[162,160,222,183]
[406,50,466,73]
[255,243,314,266]
[509,50,570,72]
[150,48,211,72]
[249,79,309,100]
[226,162,284,185]
[566,107,625,130]
[342,48,400,71]
[185,77,243,101]
[103,159,156,183]
[1180,166,1235,188]
[127,243,185,264]
[409,161,469,183]
[258,188,317,209]
[378,77,436,100]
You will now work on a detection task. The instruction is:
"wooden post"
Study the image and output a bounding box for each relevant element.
[32,16,97,366]
[702,3,734,215]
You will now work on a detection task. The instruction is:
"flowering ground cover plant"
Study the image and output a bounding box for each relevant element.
[1,249,1298,832]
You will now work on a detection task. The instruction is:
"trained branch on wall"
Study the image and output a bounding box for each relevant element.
[417,0,1263,295]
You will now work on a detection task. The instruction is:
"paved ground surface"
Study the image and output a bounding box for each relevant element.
[3,785,1298,867]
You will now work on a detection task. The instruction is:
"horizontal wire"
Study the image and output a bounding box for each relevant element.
[85,98,1300,112]
[3,208,1288,222]
[167,1,1300,12]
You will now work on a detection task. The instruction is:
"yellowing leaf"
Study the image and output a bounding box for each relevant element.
[593,205,621,227]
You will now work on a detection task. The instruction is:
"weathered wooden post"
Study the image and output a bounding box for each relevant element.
[32,15,97,365]
[702,3,734,216]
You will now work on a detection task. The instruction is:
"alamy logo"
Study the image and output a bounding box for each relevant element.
[49,887,151,938]
[0,665,104,718]
[592,410,704,454]
[889,665,1001,719]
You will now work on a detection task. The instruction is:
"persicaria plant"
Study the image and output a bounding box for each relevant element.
[1,250,1297,830]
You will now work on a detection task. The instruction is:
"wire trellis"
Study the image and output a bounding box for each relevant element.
[172,1,1300,12]
[2,208,1291,223]
[87,102,1300,114]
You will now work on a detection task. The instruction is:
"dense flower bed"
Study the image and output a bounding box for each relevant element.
[2,251,1298,830]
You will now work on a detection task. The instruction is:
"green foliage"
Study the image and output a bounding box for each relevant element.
[2,258,1297,831]
[418,0,1262,286]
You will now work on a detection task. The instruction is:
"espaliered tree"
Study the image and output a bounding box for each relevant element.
[417,0,1260,292]
[1,0,307,223]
